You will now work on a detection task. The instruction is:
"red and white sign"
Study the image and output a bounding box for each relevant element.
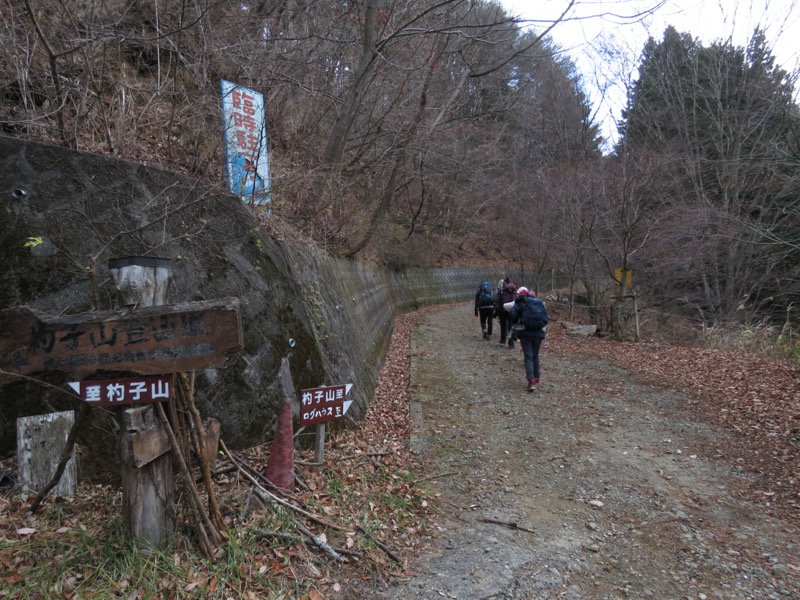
[300,383,353,426]
[67,375,173,407]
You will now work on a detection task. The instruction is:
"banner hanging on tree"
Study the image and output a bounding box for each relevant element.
[220,80,271,207]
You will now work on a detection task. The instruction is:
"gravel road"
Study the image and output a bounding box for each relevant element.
[353,302,799,600]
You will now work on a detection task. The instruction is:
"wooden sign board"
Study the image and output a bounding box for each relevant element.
[300,383,353,426]
[67,375,173,407]
[0,298,242,380]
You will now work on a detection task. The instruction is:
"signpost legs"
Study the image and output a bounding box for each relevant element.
[314,423,326,466]
[120,405,175,550]
[111,257,176,551]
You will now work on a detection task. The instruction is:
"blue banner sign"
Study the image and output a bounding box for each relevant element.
[220,80,271,206]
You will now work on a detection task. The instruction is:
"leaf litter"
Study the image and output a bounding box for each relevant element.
[0,302,797,598]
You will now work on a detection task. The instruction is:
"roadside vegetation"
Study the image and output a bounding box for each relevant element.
[2,306,797,598]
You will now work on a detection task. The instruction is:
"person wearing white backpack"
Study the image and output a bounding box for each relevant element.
[495,279,518,346]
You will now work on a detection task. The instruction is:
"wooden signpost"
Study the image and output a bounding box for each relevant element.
[1,294,243,552]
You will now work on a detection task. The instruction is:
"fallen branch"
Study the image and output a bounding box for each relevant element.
[220,439,349,532]
[208,463,237,478]
[476,516,535,534]
[356,525,401,564]
[418,470,460,483]
[227,445,298,498]
[31,403,91,514]
[156,402,224,558]
[334,547,363,558]
[340,451,392,461]
[253,525,359,561]
[294,472,310,492]
[295,521,345,563]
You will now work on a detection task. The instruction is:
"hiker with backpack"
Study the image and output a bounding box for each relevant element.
[509,287,549,392]
[474,280,496,339]
[495,279,518,347]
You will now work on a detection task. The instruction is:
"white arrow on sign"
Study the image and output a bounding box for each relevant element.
[343,383,353,415]
[300,382,355,426]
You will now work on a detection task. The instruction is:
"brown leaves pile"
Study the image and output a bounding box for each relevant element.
[548,318,799,517]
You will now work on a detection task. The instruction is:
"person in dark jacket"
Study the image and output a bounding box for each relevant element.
[509,287,548,392]
[474,280,495,339]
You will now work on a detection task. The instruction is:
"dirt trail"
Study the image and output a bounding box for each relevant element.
[350,303,799,600]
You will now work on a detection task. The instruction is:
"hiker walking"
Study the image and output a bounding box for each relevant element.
[495,279,517,347]
[474,280,496,339]
[509,287,549,392]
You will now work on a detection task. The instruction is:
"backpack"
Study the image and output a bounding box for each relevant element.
[521,296,549,331]
[500,283,517,305]
[478,282,494,307]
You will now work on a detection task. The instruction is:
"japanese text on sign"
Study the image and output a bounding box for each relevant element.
[0,299,242,380]
[221,80,271,206]
[12,313,211,374]
[67,375,173,407]
[300,383,353,426]
[302,385,347,407]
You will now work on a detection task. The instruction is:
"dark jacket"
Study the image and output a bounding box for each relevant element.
[474,285,495,315]
[510,295,547,339]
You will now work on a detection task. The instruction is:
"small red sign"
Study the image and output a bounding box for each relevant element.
[300,383,353,426]
[67,375,173,407]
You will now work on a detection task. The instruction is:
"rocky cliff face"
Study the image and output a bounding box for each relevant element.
[0,136,518,466]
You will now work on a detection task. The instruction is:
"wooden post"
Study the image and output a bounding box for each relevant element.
[315,423,326,466]
[110,257,175,551]
[205,418,221,472]
[119,405,174,546]
[108,256,173,308]
[17,411,77,498]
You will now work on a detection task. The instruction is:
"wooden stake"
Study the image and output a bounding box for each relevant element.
[314,423,326,467]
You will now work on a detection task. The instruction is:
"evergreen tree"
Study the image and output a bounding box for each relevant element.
[618,27,800,321]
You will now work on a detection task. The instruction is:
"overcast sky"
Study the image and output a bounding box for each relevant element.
[500,0,800,149]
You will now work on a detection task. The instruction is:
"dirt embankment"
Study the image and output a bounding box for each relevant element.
[346,302,799,599]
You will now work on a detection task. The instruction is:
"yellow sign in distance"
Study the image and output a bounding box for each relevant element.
[613,268,633,287]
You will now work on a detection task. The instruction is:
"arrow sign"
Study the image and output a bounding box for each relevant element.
[67,375,173,407]
[300,383,353,426]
